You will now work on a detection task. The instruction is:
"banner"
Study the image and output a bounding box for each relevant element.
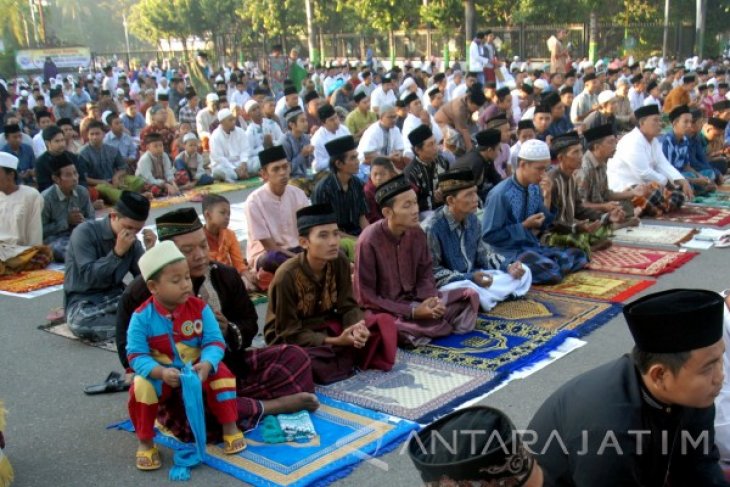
[15,47,91,71]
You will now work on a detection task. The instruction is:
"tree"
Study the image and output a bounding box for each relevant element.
[0,0,31,47]
[420,0,462,63]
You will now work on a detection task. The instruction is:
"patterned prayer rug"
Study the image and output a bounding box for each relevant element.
[611,224,697,246]
[587,245,698,277]
[410,292,621,374]
[37,322,117,353]
[248,291,269,306]
[317,350,503,422]
[692,192,730,209]
[0,269,64,293]
[652,205,730,227]
[535,271,655,302]
[109,394,418,487]
[150,177,264,209]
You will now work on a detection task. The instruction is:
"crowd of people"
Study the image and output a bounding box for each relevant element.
[2,33,730,485]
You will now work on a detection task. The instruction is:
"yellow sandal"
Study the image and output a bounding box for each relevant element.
[222,431,247,454]
[135,445,162,471]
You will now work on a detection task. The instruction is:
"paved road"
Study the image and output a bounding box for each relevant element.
[2,188,727,486]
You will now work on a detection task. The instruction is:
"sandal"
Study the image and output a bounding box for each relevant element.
[136,445,161,471]
[84,371,130,395]
[222,431,247,454]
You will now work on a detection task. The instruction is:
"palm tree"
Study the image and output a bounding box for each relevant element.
[0,0,31,47]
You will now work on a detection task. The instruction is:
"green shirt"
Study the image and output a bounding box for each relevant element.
[345,109,377,139]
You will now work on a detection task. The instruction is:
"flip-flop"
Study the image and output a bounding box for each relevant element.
[716,235,730,248]
[136,445,162,471]
[83,371,130,395]
[222,431,247,454]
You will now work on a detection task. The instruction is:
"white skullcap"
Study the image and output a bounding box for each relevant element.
[597,90,617,105]
[116,87,125,96]
[215,75,224,82]
[217,108,234,122]
[138,240,186,281]
[0,152,19,171]
[205,92,219,103]
[518,139,551,161]
[244,99,259,113]
[101,110,114,126]
[20,89,29,97]
[182,133,198,143]
[533,79,549,90]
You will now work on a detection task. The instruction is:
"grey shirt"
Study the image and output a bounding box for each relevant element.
[63,216,144,308]
[41,184,94,241]
[79,143,126,181]
[281,132,312,177]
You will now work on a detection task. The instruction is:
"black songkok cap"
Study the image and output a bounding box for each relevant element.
[296,204,337,234]
[495,86,511,99]
[712,100,730,113]
[42,125,64,141]
[116,190,151,222]
[48,152,75,173]
[534,104,551,114]
[303,90,320,104]
[631,74,644,85]
[49,88,63,99]
[646,80,658,92]
[542,91,561,109]
[583,73,597,82]
[708,117,728,130]
[433,73,445,83]
[426,86,440,97]
[317,103,336,121]
[551,130,581,155]
[156,207,202,241]
[407,124,433,147]
[474,128,501,149]
[521,83,534,95]
[375,173,412,206]
[353,91,367,103]
[437,169,475,194]
[560,85,574,96]
[3,123,20,136]
[468,84,486,107]
[624,289,724,353]
[324,135,356,157]
[157,93,169,101]
[634,104,660,120]
[283,85,298,96]
[683,74,696,84]
[517,119,535,131]
[402,92,419,106]
[668,104,690,123]
[258,145,287,167]
[583,123,615,145]
[408,406,534,484]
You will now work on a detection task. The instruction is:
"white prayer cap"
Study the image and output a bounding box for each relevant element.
[217,108,234,122]
[87,74,93,80]
[533,79,549,91]
[595,59,605,68]
[597,90,616,105]
[0,153,19,171]
[215,75,224,82]
[244,99,259,113]
[138,240,186,281]
[20,89,29,97]
[182,133,198,144]
[518,139,551,161]
[116,87,124,96]
[205,92,219,103]
[505,79,517,90]
[101,110,113,126]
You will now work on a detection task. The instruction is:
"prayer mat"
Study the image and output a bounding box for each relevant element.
[534,271,655,302]
[692,192,730,208]
[317,350,504,422]
[109,394,418,487]
[411,292,621,373]
[248,290,268,305]
[651,205,730,227]
[587,245,698,277]
[149,177,264,209]
[0,269,64,294]
[37,322,117,353]
[611,224,697,247]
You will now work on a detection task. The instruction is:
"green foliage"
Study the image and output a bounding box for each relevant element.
[0,0,30,48]
[420,0,462,33]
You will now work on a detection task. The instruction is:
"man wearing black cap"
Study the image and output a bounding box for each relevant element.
[345,92,377,142]
[570,73,600,124]
[144,92,177,128]
[35,125,89,193]
[310,103,352,173]
[1,123,36,185]
[711,100,730,146]
[410,405,544,486]
[608,104,691,216]
[543,91,574,138]
[64,190,150,340]
[404,124,450,218]
[281,108,314,180]
[312,135,368,241]
[664,73,697,115]
[402,92,444,160]
[702,117,730,172]
[628,74,647,112]
[117,206,318,440]
[50,87,82,122]
[266,203,397,384]
[529,289,729,486]
[355,173,479,347]
[478,86,514,130]
[452,128,504,202]
[369,73,397,115]
[121,99,147,138]
[434,84,486,152]
[662,105,717,195]
[424,86,444,117]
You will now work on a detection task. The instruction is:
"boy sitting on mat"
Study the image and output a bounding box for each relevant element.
[126,241,245,471]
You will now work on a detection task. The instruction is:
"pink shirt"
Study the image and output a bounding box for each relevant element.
[244,184,309,268]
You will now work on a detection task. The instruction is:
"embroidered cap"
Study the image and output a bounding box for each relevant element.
[156,207,202,241]
[296,204,337,234]
[437,169,476,194]
[375,173,413,206]
[518,139,551,161]
[551,131,582,156]
[139,240,186,281]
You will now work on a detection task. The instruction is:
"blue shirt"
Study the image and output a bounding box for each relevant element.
[661,133,690,171]
[70,90,91,109]
[687,133,720,176]
[120,113,146,137]
[103,131,137,161]
[1,142,35,177]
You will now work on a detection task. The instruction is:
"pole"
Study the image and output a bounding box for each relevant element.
[662,0,670,59]
[122,10,131,69]
[464,0,474,65]
[36,0,46,45]
[28,0,37,46]
[589,11,597,63]
[695,0,706,59]
[304,0,319,65]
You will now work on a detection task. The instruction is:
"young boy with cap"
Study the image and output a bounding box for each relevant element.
[127,241,245,471]
[41,152,94,262]
[265,204,397,384]
[310,103,352,173]
[452,127,504,202]
[135,133,180,197]
[173,132,212,188]
[529,289,728,485]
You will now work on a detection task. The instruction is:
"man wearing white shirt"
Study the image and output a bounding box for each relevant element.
[196,93,219,137]
[209,108,251,182]
[354,71,376,97]
[401,92,443,159]
[356,105,405,179]
[310,103,351,173]
[274,85,304,128]
[369,74,397,114]
[230,78,251,109]
[468,32,492,85]
[451,72,478,101]
[244,99,285,171]
[607,104,692,215]
[445,71,463,102]
[32,110,54,157]
[627,74,646,112]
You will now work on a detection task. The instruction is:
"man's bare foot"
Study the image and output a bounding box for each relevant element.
[262,392,320,416]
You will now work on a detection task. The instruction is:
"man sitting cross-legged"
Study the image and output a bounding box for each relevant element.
[355,174,480,348]
[482,139,588,284]
[423,169,532,311]
[265,204,398,384]
[117,207,319,443]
